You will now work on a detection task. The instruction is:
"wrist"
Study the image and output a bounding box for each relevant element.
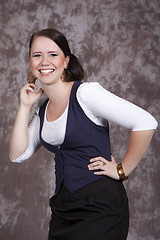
[19,103,32,112]
[117,163,128,181]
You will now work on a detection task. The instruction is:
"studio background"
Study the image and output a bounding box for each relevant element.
[0,0,160,239]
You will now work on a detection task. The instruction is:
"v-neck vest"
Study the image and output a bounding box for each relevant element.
[39,81,111,194]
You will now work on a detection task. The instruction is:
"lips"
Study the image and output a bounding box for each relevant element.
[39,69,54,74]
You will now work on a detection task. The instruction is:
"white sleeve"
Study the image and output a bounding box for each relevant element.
[77,82,158,131]
[10,111,41,163]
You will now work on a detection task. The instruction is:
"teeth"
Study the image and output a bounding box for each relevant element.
[40,69,54,74]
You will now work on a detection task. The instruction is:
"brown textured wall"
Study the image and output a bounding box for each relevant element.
[0,0,160,239]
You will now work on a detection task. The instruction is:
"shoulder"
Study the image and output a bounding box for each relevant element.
[77,81,107,102]
[78,81,103,92]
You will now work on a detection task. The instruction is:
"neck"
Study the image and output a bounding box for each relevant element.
[41,80,74,104]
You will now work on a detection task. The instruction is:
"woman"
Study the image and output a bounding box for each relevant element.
[9,29,158,240]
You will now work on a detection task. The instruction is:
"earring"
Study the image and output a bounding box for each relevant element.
[61,72,66,81]
[27,72,37,84]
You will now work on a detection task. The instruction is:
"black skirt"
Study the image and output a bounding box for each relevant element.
[48,177,129,240]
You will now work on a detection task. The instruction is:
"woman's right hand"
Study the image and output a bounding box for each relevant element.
[9,83,44,160]
[20,83,44,108]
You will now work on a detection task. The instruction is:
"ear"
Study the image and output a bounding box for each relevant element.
[64,56,70,69]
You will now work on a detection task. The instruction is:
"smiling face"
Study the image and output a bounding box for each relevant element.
[30,36,69,85]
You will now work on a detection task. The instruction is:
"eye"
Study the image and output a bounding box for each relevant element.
[49,53,58,57]
[33,53,42,58]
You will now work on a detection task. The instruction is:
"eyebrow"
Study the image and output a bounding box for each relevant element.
[32,52,41,54]
[32,51,58,54]
[48,51,58,54]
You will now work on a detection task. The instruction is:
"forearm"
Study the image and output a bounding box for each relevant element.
[122,129,155,176]
[88,129,155,180]
[9,105,31,160]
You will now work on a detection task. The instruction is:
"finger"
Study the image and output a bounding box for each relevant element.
[37,88,44,96]
[94,171,106,175]
[88,166,99,171]
[90,156,105,162]
[22,83,38,92]
[89,157,108,168]
[23,84,39,93]
[88,160,102,167]
[88,165,102,171]
[22,86,35,93]
[88,161,105,171]
[27,83,38,89]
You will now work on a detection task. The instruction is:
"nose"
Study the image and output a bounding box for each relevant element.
[41,55,50,66]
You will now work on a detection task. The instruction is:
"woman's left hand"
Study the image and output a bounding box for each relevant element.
[88,156,119,180]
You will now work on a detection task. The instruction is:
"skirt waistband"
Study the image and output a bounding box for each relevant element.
[54,177,123,201]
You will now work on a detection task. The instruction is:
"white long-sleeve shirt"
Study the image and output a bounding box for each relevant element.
[11,82,158,163]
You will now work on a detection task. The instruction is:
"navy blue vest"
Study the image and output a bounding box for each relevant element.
[39,81,111,194]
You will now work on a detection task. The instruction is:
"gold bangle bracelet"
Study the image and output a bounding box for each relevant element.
[117,163,128,181]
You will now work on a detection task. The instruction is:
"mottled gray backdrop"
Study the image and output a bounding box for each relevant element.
[0,0,160,239]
